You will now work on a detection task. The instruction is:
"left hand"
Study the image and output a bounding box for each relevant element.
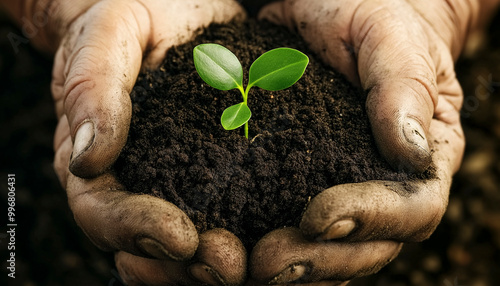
[248,0,472,284]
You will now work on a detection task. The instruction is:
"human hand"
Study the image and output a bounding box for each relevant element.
[250,0,474,283]
[47,0,247,284]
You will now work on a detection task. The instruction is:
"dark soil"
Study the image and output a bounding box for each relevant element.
[114,20,430,248]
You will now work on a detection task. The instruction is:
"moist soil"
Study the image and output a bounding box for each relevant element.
[114,20,430,248]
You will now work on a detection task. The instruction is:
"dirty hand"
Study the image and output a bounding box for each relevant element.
[251,0,477,283]
[5,0,247,284]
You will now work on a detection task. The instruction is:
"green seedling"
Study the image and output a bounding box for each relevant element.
[193,43,309,138]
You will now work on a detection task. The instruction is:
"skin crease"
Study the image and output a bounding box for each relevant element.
[0,0,499,285]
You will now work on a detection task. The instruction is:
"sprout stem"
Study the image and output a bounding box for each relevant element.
[242,85,250,138]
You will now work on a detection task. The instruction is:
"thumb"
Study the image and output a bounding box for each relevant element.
[51,1,149,178]
[260,1,438,172]
[352,3,438,172]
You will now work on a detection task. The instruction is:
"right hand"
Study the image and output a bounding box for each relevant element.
[49,0,247,284]
[248,0,476,284]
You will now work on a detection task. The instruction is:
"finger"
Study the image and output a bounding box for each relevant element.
[66,172,198,261]
[51,1,150,178]
[115,229,247,286]
[260,0,447,173]
[53,102,199,262]
[250,228,402,284]
[300,117,464,243]
[53,114,72,188]
[351,2,442,173]
[432,45,464,173]
[115,252,189,285]
[191,229,247,285]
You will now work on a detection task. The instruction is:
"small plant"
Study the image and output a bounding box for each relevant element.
[193,43,309,138]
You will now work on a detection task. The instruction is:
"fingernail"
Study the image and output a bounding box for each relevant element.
[71,121,95,162]
[136,237,173,260]
[269,264,308,285]
[319,219,356,241]
[188,263,224,286]
[389,243,404,262]
[401,117,432,172]
[403,117,430,155]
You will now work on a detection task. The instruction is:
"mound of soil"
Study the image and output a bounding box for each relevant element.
[114,20,430,248]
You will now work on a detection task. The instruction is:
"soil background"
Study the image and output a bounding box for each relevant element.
[1,9,500,286]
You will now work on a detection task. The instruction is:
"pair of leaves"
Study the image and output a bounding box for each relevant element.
[193,43,309,132]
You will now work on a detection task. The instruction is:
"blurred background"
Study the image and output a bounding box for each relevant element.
[1,8,499,286]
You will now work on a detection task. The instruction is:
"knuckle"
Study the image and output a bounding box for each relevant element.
[404,64,439,107]
[407,184,447,241]
[63,65,98,118]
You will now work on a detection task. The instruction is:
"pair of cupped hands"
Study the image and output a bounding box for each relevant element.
[39,0,473,284]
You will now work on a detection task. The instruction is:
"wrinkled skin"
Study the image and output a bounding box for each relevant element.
[2,0,498,284]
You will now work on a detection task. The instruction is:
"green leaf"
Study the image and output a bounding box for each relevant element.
[248,48,309,91]
[221,103,251,130]
[193,44,243,91]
